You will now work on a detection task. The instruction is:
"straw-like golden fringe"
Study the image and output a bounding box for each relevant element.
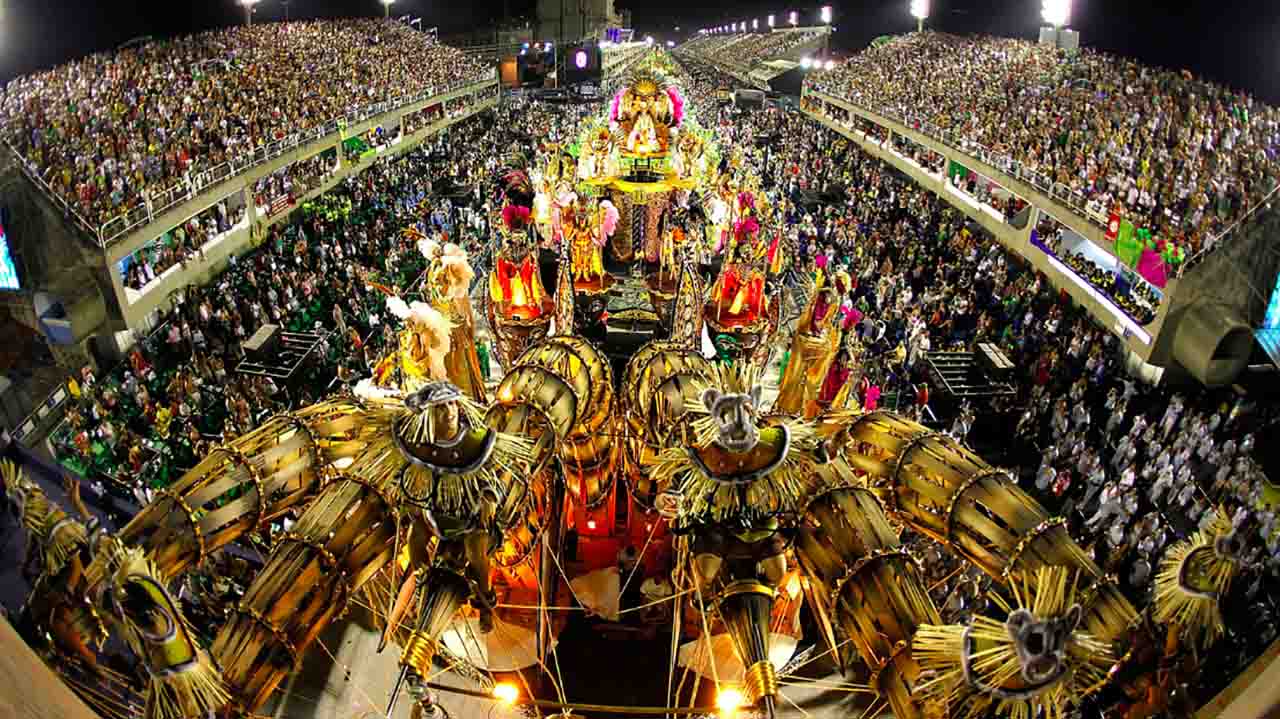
[915,567,1115,719]
[0,459,88,577]
[1153,508,1240,647]
[110,547,231,719]
[352,400,537,522]
[647,364,829,521]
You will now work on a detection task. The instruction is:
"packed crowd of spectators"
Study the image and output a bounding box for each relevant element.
[813,97,1166,326]
[1,20,491,233]
[50,97,521,523]
[253,149,339,216]
[680,55,1279,708]
[806,32,1280,262]
[706,28,828,69]
[121,199,247,292]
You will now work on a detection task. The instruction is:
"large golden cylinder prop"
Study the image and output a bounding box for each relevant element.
[718,581,779,715]
[210,473,397,713]
[485,300,553,371]
[797,487,939,719]
[121,399,364,579]
[834,411,1136,642]
[485,353,583,471]
[621,341,714,508]
[540,337,617,508]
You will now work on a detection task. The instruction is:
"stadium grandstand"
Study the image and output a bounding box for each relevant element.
[1,19,495,247]
[2,7,1280,719]
[677,26,829,87]
[805,32,1278,264]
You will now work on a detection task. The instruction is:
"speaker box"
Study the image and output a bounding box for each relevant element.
[243,324,281,362]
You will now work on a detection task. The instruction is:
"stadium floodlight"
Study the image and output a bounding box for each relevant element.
[910,0,929,32]
[381,0,395,19]
[645,35,654,45]
[824,59,835,70]
[1042,0,1070,28]
[789,10,798,26]
[753,19,759,30]
[768,14,775,28]
[238,0,258,26]
[820,5,832,23]
[800,56,812,69]
[666,40,675,47]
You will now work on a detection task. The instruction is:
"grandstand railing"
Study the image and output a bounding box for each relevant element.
[8,76,495,251]
[807,86,1280,274]
[3,139,103,243]
[859,99,1112,226]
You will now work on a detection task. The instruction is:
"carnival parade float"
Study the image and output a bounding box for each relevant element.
[4,58,1247,719]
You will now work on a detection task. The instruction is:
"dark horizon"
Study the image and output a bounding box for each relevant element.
[3,0,1280,103]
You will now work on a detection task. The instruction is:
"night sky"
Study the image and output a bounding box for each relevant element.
[3,0,1280,102]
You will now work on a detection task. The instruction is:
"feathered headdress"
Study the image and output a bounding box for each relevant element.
[437,243,475,300]
[609,88,625,123]
[599,200,620,241]
[418,237,441,261]
[501,168,535,208]
[733,216,760,242]
[502,204,533,231]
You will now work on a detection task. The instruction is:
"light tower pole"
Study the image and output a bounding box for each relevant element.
[239,0,258,26]
[1042,0,1071,30]
[820,6,832,56]
[910,0,929,33]
[382,0,395,20]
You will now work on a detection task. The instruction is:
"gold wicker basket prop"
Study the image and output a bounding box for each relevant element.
[829,411,1137,644]
[796,486,940,719]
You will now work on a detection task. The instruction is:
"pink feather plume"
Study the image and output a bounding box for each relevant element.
[666,86,685,126]
[502,204,532,231]
[599,200,620,243]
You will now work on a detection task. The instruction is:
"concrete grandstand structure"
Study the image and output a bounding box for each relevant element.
[798,32,1280,388]
[676,27,831,89]
[1,23,501,378]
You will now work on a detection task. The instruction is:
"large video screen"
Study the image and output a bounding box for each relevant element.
[0,219,20,291]
[1265,272,1280,330]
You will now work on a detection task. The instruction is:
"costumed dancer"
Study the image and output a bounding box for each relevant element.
[711,194,768,324]
[372,295,455,393]
[489,204,547,320]
[425,240,488,402]
[775,270,844,416]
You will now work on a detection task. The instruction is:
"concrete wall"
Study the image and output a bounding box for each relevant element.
[0,619,101,719]
[0,162,112,358]
[802,96,1173,364]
